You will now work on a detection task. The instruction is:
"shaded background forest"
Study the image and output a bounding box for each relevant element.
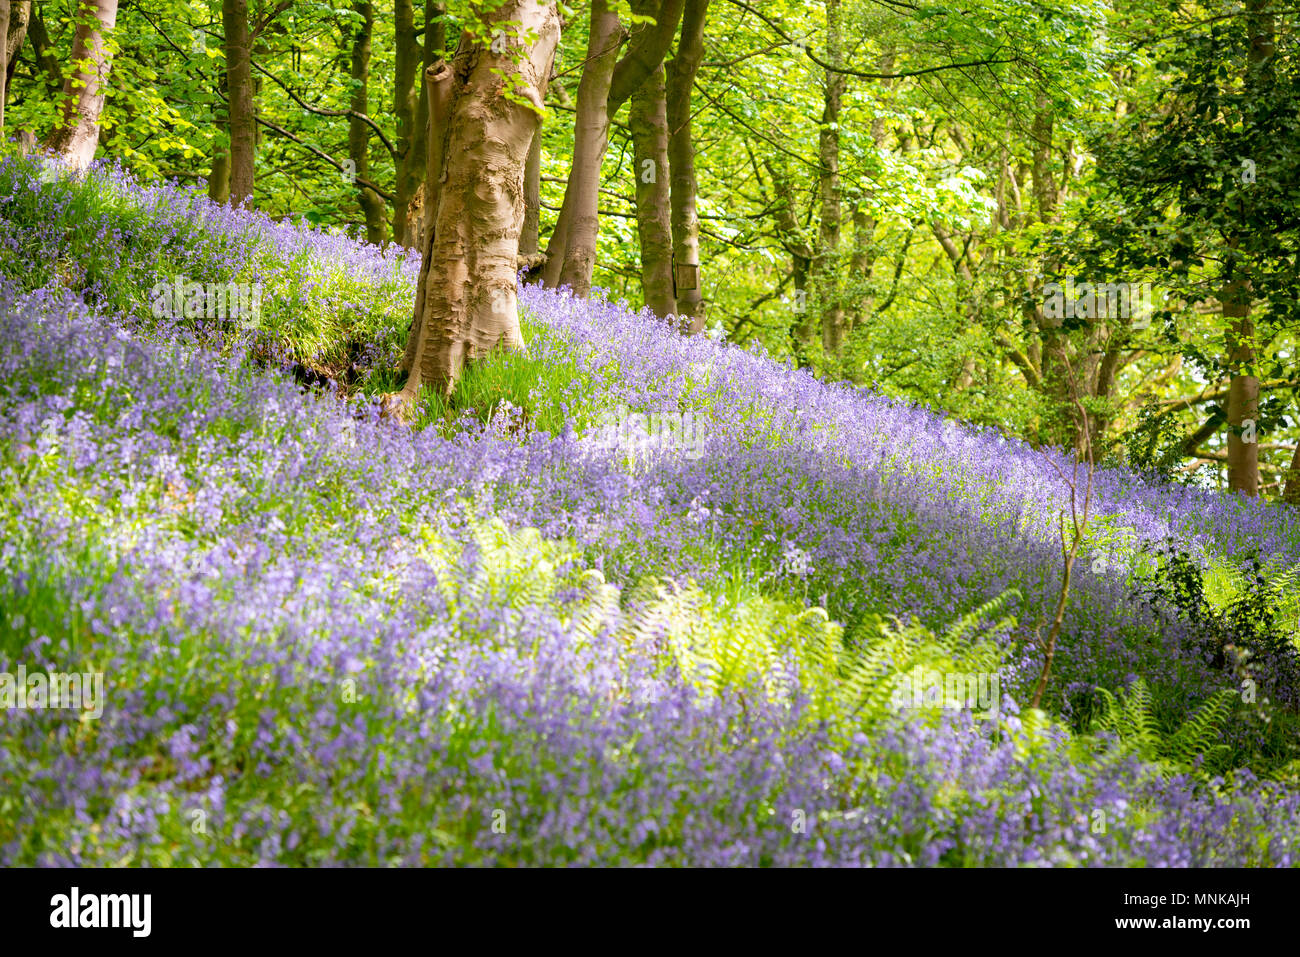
[9,0,1300,498]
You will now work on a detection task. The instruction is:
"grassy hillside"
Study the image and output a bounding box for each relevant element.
[2,155,1299,865]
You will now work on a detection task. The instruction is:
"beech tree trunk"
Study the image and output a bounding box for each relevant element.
[4,1,28,92]
[393,3,561,406]
[0,1,11,136]
[28,9,61,97]
[544,1,621,296]
[765,157,814,360]
[208,64,231,203]
[0,0,25,138]
[624,0,676,321]
[403,3,448,248]
[393,0,421,246]
[1027,97,1082,452]
[520,127,543,272]
[542,0,682,294]
[208,144,231,203]
[1224,1,1271,496]
[816,0,846,356]
[400,59,454,377]
[847,52,893,335]
[393,1,446,246]
[607,0,684,115]
[848,206,877,330]
[348,1,387,245]
[0,3,27,151]
[630,56,674,319]
[666,0,708,332]
[539,163,572,290]
[45,0,118,170]
[221,0,254,206]
[1224,284,1259,495]
[1283,443,1300,504]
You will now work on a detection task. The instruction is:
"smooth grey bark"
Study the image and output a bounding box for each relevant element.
[666,0,709,332]
[629,57,674,318]
[221,0,255,205]
[45,0,118,170]
[541,0,683,295]
[27,8,61,96]
[399,58,453,377]
[0,1,11,136]
[1223,0,1272,496]
[348,1,387,244]
[816,0,846,356]
[548,0,621,296]
[520,126,543,270]
[393,0,421,246]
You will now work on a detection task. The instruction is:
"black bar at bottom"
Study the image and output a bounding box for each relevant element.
[0,865,1282,945]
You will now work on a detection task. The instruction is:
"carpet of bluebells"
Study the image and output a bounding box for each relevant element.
[2,155,1300,865]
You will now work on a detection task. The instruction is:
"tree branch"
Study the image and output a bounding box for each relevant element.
[252,60,396,160]
[257,115,395,201]
[726,0,1018,79]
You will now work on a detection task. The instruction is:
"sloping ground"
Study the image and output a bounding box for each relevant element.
[511,286,1300,719]
[1,157,1298,865]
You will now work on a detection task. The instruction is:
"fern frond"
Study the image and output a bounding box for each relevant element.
[1166,688,1237,769]
[1092,678,1237,777]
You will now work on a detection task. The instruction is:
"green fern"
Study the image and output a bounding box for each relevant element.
[1091,678,1236,776]
[626,579,1018,740]
[398,516,1022,748]
[566,568,621,646]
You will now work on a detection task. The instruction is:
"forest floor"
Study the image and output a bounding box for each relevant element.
[3,156,1300,865]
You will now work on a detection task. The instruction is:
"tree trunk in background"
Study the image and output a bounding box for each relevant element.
[520,127,544,275]
[541,0,682,295]
[539,168,572,289]
[207,147,231,203]
[5,2,29,90]
[816,0,846,357]
[221,0,254,206]
[1283,444,1300,504]
[208,62,231,203]
[518,7,559,283]
[847,52,893,336]
[45,0,118,170]
[348,1,386,245]
[766,158,814,360]
[666,0,708,332]
[629,0,674,319]
[624,0,684,318]
[0,1,11,136]
[1223,283,1259,495]
[394,1,446,246]
[1027,98,1078,450]
[1223,0,1272,497]
[393,0,421,246]
[399,59,453,377]
[402,2,447,248]
[607,0,683,116]
[28,9,61,96]
[848,206,877,330]
[547,0,620,296]
[393,2,560,406]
